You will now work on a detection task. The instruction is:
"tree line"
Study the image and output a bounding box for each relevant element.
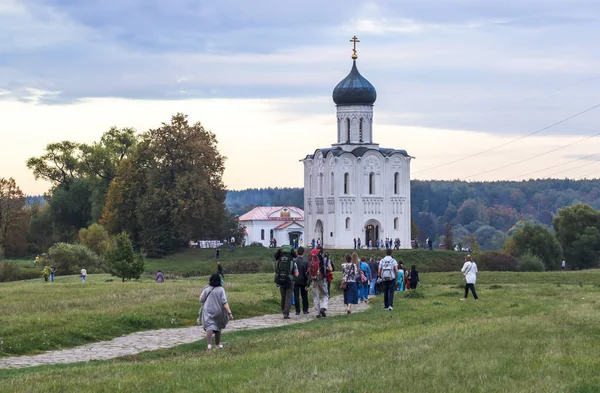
[0,113,242,266]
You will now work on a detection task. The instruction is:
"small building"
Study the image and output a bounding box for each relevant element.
[239,206,304,247]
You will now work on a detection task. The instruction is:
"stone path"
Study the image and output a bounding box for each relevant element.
[0,295,368,370]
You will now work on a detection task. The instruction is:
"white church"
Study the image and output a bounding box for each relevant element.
[302,37,413,249]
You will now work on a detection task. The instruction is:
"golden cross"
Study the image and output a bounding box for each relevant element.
[350,35,360,59]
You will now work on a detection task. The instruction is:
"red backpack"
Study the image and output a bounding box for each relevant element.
[308,249,322,281]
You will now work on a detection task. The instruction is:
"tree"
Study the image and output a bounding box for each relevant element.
[507,223,562,270]
[553,204,600,269]
[444,223,453,250]
[0,178,29,257]
[411,215,419,240]
[105,232,145,282]
[102,113,228,256]
[48,242,103,275]
[79,223,111,256]
[456,200,486,226]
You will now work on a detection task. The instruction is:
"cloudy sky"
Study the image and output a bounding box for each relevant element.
[2,0,600,195]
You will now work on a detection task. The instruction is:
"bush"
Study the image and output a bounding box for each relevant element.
[478,251,519,271]
[79,224,112,256]
[248,242,264,247]
[0,262,40,282]
[48,243,104,275]
[519,252,546,272]
[105,232,145,282]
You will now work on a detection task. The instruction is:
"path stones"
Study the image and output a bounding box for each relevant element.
[0,295,367,370]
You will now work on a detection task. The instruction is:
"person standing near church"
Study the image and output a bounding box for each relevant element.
[353,238,357,250]
[293,247,310,315]
[357,238,361,249]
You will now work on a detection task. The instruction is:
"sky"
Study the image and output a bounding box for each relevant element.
[2,0,600,195]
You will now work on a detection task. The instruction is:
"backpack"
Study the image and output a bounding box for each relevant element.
[308,249,322,281]
[380,257,395,281]
[274,245,294,287]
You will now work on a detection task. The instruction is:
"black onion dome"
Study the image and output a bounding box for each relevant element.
[332,60,377,105]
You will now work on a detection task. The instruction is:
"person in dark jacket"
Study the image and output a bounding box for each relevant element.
[293,247,310,315]
[217,261,224,279]
[408,265,420,289]
[367,256,379,295]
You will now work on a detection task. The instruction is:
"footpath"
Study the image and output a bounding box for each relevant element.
[0,295,368,369]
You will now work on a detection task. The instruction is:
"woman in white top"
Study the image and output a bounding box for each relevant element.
[460,255,478,300]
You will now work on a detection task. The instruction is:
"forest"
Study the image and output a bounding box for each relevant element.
[226,179,600,250]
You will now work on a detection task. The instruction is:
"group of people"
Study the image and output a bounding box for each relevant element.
[353,238,402,250]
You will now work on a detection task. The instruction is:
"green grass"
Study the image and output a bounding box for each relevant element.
[0,273,282,357]
[2,271,600,392]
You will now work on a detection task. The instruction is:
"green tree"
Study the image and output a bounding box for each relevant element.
[102,113,227,256]
[79,223,111,256]
[411,215,419,240]
[48,242,103,275]
[443,223,453,250]
[553,204,600,269]
[0,178,29,257]
[105,232,145,282]
[519,252,545,272]
[508,223,562,270]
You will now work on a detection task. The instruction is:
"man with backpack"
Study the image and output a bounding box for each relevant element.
[309,245,331,318]
[378,249,399,311]
[293,247,311,315]
[274,245,299,319]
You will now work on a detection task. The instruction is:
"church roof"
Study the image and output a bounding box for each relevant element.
[303,146,412,160]
[332,60,377,106]
[238,206,304,221]
[275,221,304,230]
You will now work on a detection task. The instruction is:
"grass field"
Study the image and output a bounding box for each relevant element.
[0,274,283,357]
[1,271,600,392]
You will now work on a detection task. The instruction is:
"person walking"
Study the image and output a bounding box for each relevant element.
[357,238,361,249]
[367,255,379,295]
[274,245,298,319]
[408,265,420,290]
[217,261,224,279]
[359,256,371,303]
[396,265,405,291]
[80,267,87,283]
[199,273,234,350]
[309,246,331,318]
[50,266,56,282]
[461,255,479,301]
[293,247,310,315]
[156,270,164,283]
[561,260,566,271]
[323,252,334,296]
[378,249,399,311]
[341,253,359,314]
[353,238,357,250]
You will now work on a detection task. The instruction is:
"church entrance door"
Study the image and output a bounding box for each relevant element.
[289,231,302,248]
[315,220,324,246]
[365,223,379,247]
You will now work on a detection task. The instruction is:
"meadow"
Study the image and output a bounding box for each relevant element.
[1,270,600,392]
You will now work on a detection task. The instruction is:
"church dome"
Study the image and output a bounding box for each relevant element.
[332,60,377,105]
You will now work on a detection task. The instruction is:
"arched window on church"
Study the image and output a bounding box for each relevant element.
[270,229,274,240]
[359,118,363,142]
[347,118,351,142]
[394,217,399,230]
[330,172,334,195]
[346,217,351,230]
[344,173,349,194]
[394,172,399,194]
[369,172,375,194]
[261,229,265,240]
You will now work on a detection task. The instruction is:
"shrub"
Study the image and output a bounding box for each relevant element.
[79,224,112,256]
[0,262,40,282]
[48,243,104,275]
[105,232,145,282]
[478,251,519,271]
[404,290,425,299]
[519,252,546,272]
[248,242,264,247]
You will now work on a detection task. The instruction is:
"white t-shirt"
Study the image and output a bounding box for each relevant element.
[461,262,478,284]
[562,260,566,268]
[81,269,87,277]
[378,256,398,280]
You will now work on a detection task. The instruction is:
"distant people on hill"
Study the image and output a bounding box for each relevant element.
[274,245,298,319]
[341,253,359,314]
[428,238,433,250]
[293,247,310,316]
[359,256,371,303]
[80,267,87,283]
[311,238,316,249]
[562,260,566,271]
[217,261,224,279]
[357,238,361,249]
[378,249,399,311]
[353,238,357,250]
[408,265,420,290]
[215,247,220,260]
[461,255,478,301]
[367,255,379,296]
[368,239,372,250]
[230,236,235,252]
[309,246,331,318]
[50,266,56,282]
[199,273,234,350]
[156,270,164,283]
